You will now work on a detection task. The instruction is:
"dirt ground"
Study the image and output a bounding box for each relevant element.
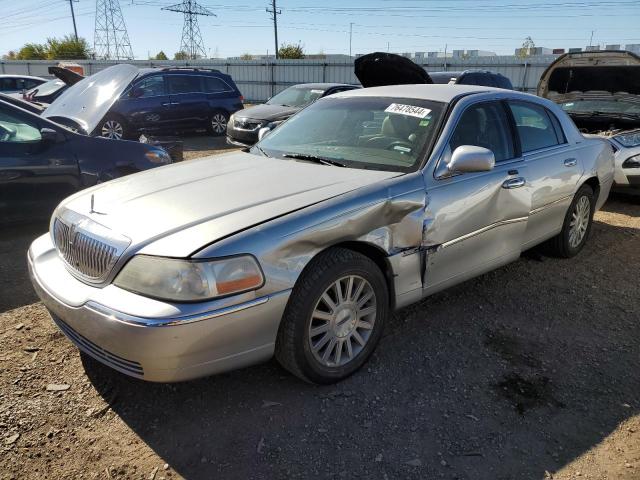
[1,138,639,479]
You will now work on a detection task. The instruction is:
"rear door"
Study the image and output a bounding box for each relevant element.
[166,74,209,129]
[422,100,531,294]
[117,74,172,133]
[0,104,79,224]
[507,100,582,248]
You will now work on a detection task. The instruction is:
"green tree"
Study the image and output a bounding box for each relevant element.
[277,43,305,59]
[3,51,18,60]
[516,36,536,60]
[240,52,253,60]
[46,35,90,59]
[174,51,189,60]
[17,43,48,60]
[154,51,168,60]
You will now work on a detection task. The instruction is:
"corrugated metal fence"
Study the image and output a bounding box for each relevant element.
[0,56,557,102]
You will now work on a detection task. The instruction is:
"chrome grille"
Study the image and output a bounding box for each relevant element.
[53,218,119,280]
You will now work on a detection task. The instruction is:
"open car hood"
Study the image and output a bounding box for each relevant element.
[43,64,138,134]
[355,52,432,88]
[48,66,84,86]
[537,50,640,104]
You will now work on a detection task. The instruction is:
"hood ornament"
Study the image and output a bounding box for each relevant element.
[89,194,106,215]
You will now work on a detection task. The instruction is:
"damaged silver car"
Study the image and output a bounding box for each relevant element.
[29,84,614,383]
[538,50,640,190]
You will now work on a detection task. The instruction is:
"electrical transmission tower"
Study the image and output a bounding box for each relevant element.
[162,1,216,59]
[94,0,134,60]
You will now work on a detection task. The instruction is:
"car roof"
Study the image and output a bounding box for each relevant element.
[0,74,46,80]
[331,84,502,102]
[289,82,357,90]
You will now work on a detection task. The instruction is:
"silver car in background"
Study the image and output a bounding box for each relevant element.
[29,84,614,383]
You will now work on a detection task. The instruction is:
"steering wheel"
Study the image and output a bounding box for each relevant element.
[385,140,414,152]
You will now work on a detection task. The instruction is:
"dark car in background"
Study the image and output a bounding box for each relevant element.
[226,83,359,147]
[58,65,244,140]
[429,70,513,89]
[0,98,173,225]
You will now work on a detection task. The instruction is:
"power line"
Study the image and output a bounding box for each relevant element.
[266,0,281,58]
[162,0,216,58]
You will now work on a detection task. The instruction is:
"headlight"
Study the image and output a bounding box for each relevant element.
[144,148,171,164]
[622,154,640,169]
[114,255,264,302]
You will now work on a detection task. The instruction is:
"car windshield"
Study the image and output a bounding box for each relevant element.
[266,86,327,107]
[561,99,640,116]
[254,96,445,172]
[27,79,65,97]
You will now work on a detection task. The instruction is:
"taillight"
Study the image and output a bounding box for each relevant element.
[239,95,244,103]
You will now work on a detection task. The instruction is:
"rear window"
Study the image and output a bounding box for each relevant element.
[204,77,231,92]
[167,75,202,94]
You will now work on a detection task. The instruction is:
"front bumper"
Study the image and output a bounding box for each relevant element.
[28,234,290,382]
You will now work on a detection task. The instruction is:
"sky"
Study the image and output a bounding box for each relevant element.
[1,0,640,59]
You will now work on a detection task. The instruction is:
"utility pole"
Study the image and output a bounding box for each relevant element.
[589,30,595,46]
[162,0,216,59]
[266,0,281,59]
[94,0,134,59]
[68,0,78,41]
[349,22,353,58]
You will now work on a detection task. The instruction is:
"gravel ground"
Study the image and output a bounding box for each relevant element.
[0,139,639,479]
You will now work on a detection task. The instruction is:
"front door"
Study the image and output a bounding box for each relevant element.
[118,75,172,134]
[422,100,531,295]
[0,105,79,224]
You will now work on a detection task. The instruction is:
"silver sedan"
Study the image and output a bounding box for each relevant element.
[29,85,614,383]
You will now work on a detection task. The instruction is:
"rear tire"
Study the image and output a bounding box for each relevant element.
[548,184,595,258]
[275,248,389,384]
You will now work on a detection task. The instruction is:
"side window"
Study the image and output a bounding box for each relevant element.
[0,107,42,143]
[547,109,567,144]
[24,79,42,90]
[134,76,165,97]
[0,78,17,91]
[204,77,230,92]
[508,102,561,152]
[167,75,202,94]
[449,102,515,162]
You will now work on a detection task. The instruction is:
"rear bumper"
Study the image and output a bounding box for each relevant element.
[28,234,290,382]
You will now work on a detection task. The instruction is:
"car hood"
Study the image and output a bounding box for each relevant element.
[43,64,138,134]
[537,50,640,104]
[236,103,300,122]
[59,151,401,257]
[354,52,432,88]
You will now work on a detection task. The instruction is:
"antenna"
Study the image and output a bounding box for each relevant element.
[266,0,281,59]
[94,0,134,60]
[162,1,216,59]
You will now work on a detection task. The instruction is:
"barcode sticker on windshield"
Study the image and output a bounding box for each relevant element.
[385,103,431,119]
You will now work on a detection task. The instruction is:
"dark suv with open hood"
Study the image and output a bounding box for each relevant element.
[538,50,640,190]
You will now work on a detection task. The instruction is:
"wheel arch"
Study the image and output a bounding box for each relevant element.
[581,175,600,201]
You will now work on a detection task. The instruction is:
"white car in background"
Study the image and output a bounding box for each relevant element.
[538,50,640,191]
[0,74,46,94]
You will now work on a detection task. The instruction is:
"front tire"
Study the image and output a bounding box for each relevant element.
[99,115,131,140]
[275,248,389,384]
[209,111,229,136]
[548,184,595,258]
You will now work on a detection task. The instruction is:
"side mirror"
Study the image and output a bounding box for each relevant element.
[258,127,273,141]
[448,145,495,174]
[40,127,64,143]
[130,87,144,98]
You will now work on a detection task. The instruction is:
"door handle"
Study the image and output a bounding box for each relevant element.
[161,102,171,106]
[502,177,526,189]
[0,171,22,181]
[563,158,577,167]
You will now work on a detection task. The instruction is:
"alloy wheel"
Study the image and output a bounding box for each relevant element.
[101,120,124,140]
[211,113,227,134]
[308,275,377,368]
[569,195,591,248]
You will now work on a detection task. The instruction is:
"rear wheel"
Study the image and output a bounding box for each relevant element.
[275,248,389,384]
[209,111,229,136]
[548,184,595,258]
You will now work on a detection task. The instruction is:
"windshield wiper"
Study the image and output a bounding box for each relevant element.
[282,153,346,167]
[570,111,640,120]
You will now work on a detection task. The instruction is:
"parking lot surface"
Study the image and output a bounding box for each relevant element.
[0,137,639,479]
